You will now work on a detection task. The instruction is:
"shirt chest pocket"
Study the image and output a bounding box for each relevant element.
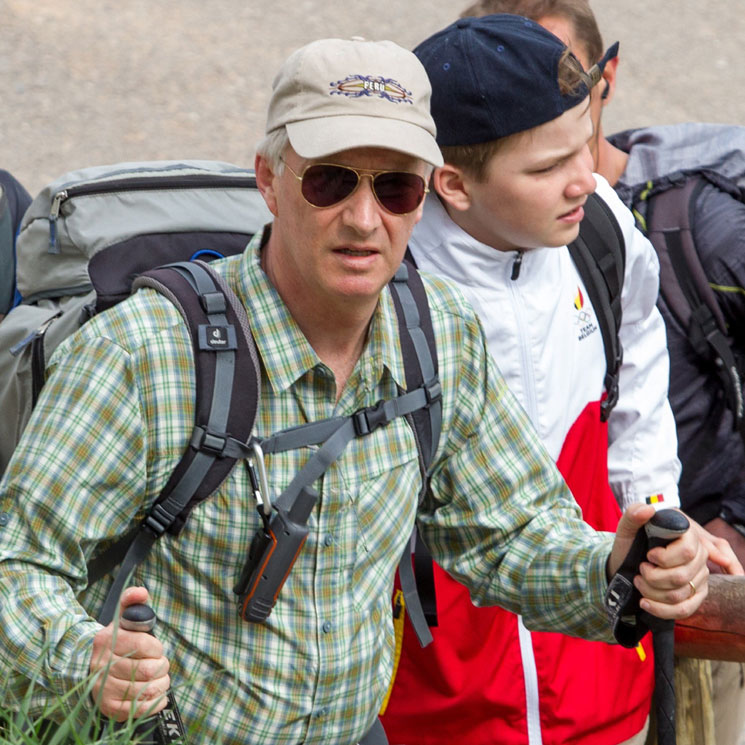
[320,419,424,609]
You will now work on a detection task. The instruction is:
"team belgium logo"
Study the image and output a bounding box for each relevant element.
[329,75,413,104]
[573,286,598,341]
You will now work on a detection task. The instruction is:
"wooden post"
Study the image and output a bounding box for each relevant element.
[674,575,745,661]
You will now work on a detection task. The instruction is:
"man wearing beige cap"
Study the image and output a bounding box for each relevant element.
[0,37,709,745]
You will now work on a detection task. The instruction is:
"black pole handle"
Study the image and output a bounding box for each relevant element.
[120,603,157,633]
[118,603,188,744]
[644,508,690,549]
[643,508,689,745]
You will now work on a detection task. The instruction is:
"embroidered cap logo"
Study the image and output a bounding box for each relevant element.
[330,75,413,104]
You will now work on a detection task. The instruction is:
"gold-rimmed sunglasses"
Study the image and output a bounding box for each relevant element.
[281,158,429,215]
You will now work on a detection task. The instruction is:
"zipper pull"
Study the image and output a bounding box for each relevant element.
[511,251,523,280]
[48,190,67,254]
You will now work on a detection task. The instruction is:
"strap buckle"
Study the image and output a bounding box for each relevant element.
[352,400,389,437]
[200,290,227,315]
[190,426,229,457]
[143,503,177,537]
[600,375,619,422]
[424,378,442,406]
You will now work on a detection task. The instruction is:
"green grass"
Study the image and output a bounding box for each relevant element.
[0,657,186,745]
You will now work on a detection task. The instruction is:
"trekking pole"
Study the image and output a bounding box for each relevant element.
[639,509,690,745]
[119,604,188,744]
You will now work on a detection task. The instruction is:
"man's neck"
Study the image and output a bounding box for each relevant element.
[596,130,630,188]
[261,241,375,402]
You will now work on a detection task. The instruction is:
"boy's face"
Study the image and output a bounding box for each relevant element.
[454,103,596,252]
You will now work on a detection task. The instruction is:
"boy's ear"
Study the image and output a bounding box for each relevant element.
[255,153,279,217]
[433,163,472,212]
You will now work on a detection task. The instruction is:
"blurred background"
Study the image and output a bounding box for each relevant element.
[2,0,743,194]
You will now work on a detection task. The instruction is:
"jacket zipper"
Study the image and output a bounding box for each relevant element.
[511,251,524,280]
[508,252,544,742]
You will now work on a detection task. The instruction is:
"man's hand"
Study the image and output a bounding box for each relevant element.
[701,517,745,575]
[90,586,171,722]
[608,504,709,620]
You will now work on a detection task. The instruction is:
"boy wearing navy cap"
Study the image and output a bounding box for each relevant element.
[380,14,736,745]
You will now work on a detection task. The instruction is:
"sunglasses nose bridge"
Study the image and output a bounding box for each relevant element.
[348,170,380,206]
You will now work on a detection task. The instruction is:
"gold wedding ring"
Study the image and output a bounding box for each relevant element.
[688,579,696,597]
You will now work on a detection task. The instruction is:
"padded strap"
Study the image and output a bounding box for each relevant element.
[568,192,626,421]
[94,261,260,625]
[389,261,441,467]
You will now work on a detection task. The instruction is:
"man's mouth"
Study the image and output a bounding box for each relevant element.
[336,248,376,256]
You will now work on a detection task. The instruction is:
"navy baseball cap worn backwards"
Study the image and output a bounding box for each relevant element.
[414,14,590,146]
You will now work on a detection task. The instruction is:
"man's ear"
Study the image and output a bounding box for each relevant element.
[433,163,472,213]
[255,153,279,217]
[600,55,619,107]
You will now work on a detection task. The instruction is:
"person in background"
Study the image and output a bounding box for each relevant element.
[461,4,745,744]
[380,13,739,745]
[0,34,710,745]
[0,170,31,319]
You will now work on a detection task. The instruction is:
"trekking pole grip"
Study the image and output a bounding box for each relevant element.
[642,508,690,745]
[644,508,690,551]
[119,604,188,744]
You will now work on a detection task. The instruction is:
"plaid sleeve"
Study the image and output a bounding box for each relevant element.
[0,332,152,701]
[419,303,613,641]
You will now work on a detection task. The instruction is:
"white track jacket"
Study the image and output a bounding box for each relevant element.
[409,174,681,510]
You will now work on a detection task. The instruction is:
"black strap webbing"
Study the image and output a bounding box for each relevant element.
[93,260,260,625]
[389,260,441,647]
[90,260,442,638]
[568,191,626,421]
[646,175,745,445]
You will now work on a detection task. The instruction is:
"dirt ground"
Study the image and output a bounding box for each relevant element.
[1,0,743,195]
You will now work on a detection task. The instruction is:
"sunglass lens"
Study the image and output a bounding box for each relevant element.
[302,165,359,208]
[374,172,426,214]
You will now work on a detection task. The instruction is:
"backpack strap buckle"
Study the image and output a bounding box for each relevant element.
[600,366,621,423]
[190,426,230,457]
[352,400,389,437]
[144,503,178,537]
[424,378,442,406]
[200,290,227,315]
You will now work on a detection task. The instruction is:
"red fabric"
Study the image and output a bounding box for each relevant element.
[381,400,654,745]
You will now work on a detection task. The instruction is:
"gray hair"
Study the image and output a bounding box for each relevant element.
[255,127,289,173]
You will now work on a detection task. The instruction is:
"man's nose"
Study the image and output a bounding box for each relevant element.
[341,174,382,233]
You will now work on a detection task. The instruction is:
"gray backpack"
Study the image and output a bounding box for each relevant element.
[610,124,745,448]
[0,160,273,472]
[0,161,443,744]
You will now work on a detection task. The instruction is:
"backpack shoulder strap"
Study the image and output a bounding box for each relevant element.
[645,174,745,439]
[389,259,441,468]
[90,260,261,625]
[568,191,626,421]
[387,259,442,648]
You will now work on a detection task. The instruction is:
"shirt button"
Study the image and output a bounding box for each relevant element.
[324,534,334,547]
[0,512,9,527]
[322,620,333,633]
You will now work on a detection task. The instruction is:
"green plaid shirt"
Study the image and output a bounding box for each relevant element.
[0,232,613,744]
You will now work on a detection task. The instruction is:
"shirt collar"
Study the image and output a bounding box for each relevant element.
[231,228,408,395]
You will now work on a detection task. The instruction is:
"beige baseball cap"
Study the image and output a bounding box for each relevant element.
[266,37,443,167]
